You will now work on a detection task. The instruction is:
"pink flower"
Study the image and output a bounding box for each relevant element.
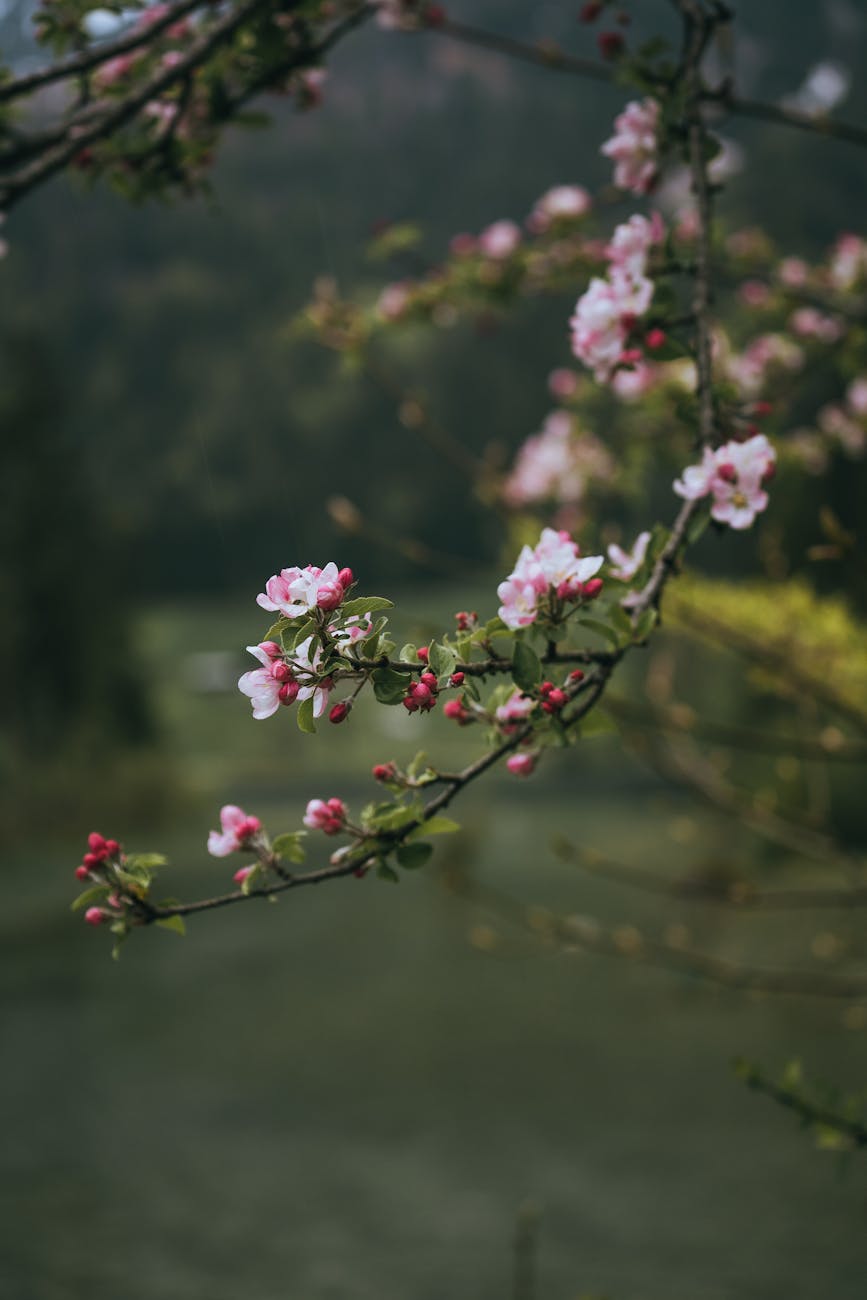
[548,368,579,399]
[256,562,347,619]
[600,98,660,194]
[377,282,411,320]
[789,307,842,343]
[828,234,867,291]
[506,752,537,777]
[497,528,604,629]
[208,805,262,857]
[303,797,347,834]
[495,691,535,728]
[610,360,659,401]
[527,186,591,233]
[607,530,651,581]
[674,434,776,530]
[738,279,771,308]
[777,257,808,288]
[502,411,614,508]
[569,271,653,381]
[478,220,521,260]
[605,213,664,279]
[238,636,332,721]
[84,907,106,926]
[95,54,136,88]
[846,377,867,417]
[233,865,256,886]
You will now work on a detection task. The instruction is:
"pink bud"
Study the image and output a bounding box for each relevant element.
[716,462,737,483]
[104,839,120,856]
[272,661,294,682]
[619,347,643,365]
[329,701,351,724]
[507,753,537,777]
[373,763,396,781]
[327,797,346,815]
[416,646,429,662]
[419,672,438,690]
[233,865,255,886]
[82,852,102,870]
[597,30,625,59]
[260,641,282,660]
[645,328,667,350]
[568,669,585,682]
[338,567,354,589]
[752,401,773,418]
[411,683,433,705]
[75,865,90,882]
[316,579,344,611]
[84,907,105,927]
[581,577,604,601]
[88,832,107,852]
[403,695,419,713]
[450,672,465,686]
[423,2,446,25]
[278,681,300,705]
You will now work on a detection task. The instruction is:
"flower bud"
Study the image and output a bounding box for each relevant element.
[450,672,465,686]
[260,641,282,660]
[104,839,120,857]
[272,661,294,682]
[645,328,667,350]
[82,852,102,870]
[619,347,643,365]
[373,762,397,782]
[278,681,300,705]
[338,567,354,590]
[419,672,438,690]
[88,832,107,853]
[316,579,344,611]
[507,753,537,777]
[233,865,255,886]
[716,461,737,483]
[75,864,90,882]
[581,578,604,601]
[568,669,585,683]
[84,907,105,926]
[416,646,429,662]
[329,701,351,724]
[597,30,625,59]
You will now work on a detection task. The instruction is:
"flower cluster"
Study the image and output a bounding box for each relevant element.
[207,804,262,858]
[497,528,604,630]
[527,186,592,233]
[569,213,663,381]
[303,798,348,835]
[674,433,777,530]
[238,636,333,721]
[403,669,440,713]
[600,99,660,195]
[257,562,354,618]
[502,410,614,508]
[73,832,127,928]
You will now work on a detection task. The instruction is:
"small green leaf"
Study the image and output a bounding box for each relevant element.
[285,618,316,651]
[578,617,620,647]
[272,832,307,864]
[155,915,186,937]
[340,596,393,617]
[414,815,460,837]
[372,666,409,705]
[632,608,658,642]
[686,501,712,543]
[263,617,291,642]
[396,842,433,869]
[399,643,418,663]
[71,885,109,912]
[296,696,316,734]
[376,863,400,883]
[125,853,168,872]
[428,641,457,680]
[512,639,542,691]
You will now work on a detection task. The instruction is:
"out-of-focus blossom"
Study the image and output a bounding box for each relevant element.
[502,411,614,507]
[478,220,522,260]
[607,531,651,581]
[600,98,659,194]
[828,234,867,291]
[208,805,262,857]
[527,186,591,233]
[789,307,842,342]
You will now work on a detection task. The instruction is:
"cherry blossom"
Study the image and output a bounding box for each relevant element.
[600,98,660,195]
[605,213,664,279]
[569,272,653,381]
[207,805,262,857]
[674,434,776,530]
[497,528,604,629]
[303,798,347,834]
[238,636,332,720]
[607,531,651,581]
[478,220,521,260]
[527,186,591,233]
[256,562,350,619]
[495,691,535,729]
[502,410,614,507]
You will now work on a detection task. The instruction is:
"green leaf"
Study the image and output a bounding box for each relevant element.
[376,863,400,883]
[155,915,186,937]
[399,643,418,663]
[396,842,433,869]
[241,864,266,895]
[285,617,315,651]
[296,696,316,734]
[71,885,109,912]
[264,617,291,642]
[428,641,457,680]
[632,608,659,643]
[272,832,307,864]
[578,617,620,647]
[512,639,542,691]
[369,803,420,833]
[125,852,168,872]
[686,501,712,544]
[340,596,393,618]
[372,666,409,705]
[413,815,460,837]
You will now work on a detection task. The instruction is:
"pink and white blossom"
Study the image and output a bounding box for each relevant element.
[303,797,347,835]
[828,234,867,291]
[256,562,349,618]
[600,98,660,194]
[238,636,332,720]
[497,528,604,629]
[605,212,664,279]
[569,271,653,381]
[208,804,262,857]
[478,220,521,260]
[674,434,776,530]
[502,411,614,507]
[527,186,591,232]
[607,530,651,581]
[846,377,867,417]
[789,307,842,343]
[495,691,535,727]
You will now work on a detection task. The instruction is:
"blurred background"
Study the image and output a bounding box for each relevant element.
[2,1,867,1296]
